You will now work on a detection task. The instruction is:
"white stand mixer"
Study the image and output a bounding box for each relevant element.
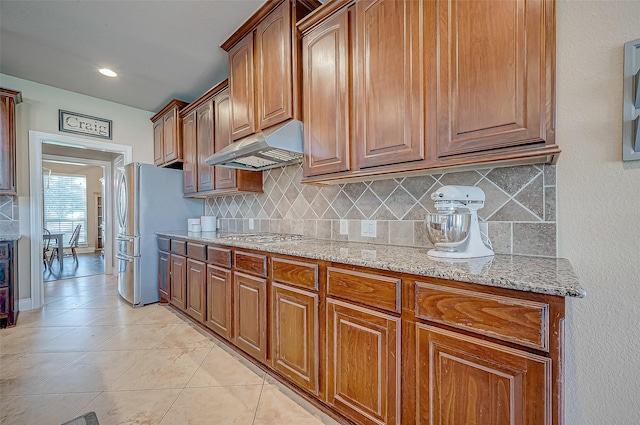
[426,185,494,259]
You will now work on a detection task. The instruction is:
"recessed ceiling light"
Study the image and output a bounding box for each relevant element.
[98,68,117,78]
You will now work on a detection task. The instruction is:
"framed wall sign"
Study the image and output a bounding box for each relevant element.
[59,110,112,140]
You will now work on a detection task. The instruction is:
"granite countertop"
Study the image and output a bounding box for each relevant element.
[0,234,20,242]
[157,230,586,298]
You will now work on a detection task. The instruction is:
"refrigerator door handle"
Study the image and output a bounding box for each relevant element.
[116,253,134,262]
[116,235,134,243]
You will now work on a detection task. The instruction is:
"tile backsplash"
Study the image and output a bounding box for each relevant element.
[0,195,19,236]
[205,164,557,256]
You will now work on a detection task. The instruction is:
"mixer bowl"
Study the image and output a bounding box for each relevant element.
[425,213,472,252]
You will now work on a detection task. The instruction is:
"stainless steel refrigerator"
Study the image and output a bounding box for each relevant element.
[115,162,202,306]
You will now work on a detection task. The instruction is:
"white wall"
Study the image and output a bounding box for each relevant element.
[557,1,640,424]
[0,74,154,300]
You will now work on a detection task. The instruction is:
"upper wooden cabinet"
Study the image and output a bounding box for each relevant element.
[436,0,554,157]
[299,0,558,184]
[0,88,21,195]
[180,82,263,198]
[151,99,189,168]
[221,0,321,141]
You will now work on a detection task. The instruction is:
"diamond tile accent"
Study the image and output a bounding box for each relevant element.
[203,163,556,255]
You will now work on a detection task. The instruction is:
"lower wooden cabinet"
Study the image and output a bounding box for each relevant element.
[186,258,206,322]
[206,264,233,340]
[326,298,401,425]
[271,282,319,395]
[170,254,187,311]
[233,271,268,363]
[416,324,552,425]
[158,250,170,302]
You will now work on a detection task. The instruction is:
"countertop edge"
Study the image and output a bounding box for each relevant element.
[156,231,586,298]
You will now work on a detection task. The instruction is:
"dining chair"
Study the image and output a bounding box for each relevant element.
[49,224,82,264]
[43,228,52,268]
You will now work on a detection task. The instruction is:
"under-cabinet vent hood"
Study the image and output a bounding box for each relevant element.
[205,120,303,171]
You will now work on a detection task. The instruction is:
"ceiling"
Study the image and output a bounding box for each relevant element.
[0,0,265,112]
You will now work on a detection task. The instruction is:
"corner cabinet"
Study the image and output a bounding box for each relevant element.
[299,0,559,184]
[151,99,189,168]
[0,88,21,195]
[180,81,263,198]
[221,0,321,140]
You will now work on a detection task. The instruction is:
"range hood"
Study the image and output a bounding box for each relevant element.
[205,120,303,171]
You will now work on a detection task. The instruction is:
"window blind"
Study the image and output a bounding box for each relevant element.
[44,173,87,245]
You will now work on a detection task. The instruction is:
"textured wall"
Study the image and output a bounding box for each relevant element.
[206,163,557,256]
[0,195,19,235]
[556,1,640,424]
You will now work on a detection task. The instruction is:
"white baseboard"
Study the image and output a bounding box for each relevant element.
[19,298,33,311]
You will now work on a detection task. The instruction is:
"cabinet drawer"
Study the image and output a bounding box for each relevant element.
[0,242,10,259]
[234,251,267,277]
[157,237,170,252]
[327,267,401,313]
[272,257,318,291]
[415,281,550,351]
[207,246,232,268]
[170,240,186,256]
[187,242,207,262]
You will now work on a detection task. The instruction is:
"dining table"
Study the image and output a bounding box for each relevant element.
[44,232,64,268]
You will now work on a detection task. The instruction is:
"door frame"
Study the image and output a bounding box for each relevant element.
[28,131,132,310]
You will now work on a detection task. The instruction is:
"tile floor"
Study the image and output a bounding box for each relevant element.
[0,274,339,425]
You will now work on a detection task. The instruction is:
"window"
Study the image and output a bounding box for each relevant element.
[44,173,87,245]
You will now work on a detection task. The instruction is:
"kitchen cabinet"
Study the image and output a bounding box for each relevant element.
[0,241,18,328]
[233,271,268,363]
[157,237,171,303]
[157,234,569,425]
[0,88,21,195]
[181,82,263,197]
[301,7,351,177]
[206,264,233,340]
[326,298,400,425]
[298,0,559,184]
[151,99,189,168]
[436,0,555,157]
[270,256,320,395]
[417,324,551,424]
[221,0,321,140]
[182,110,197,194]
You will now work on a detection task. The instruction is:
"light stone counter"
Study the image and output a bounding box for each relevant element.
[0,234,20,242]
[157,231,585,298]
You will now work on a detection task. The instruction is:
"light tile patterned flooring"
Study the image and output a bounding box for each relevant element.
[0,274,338,425]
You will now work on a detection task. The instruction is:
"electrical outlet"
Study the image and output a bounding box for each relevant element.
[249,218,254,230]
[361,249,377,260]
[339,219,348,235]
[479,221,488,236]
[361,220,377,238]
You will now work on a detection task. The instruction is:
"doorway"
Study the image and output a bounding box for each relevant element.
[28,131,132,310]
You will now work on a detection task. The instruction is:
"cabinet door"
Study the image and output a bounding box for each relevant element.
[153,119,164,166]
[206,264,233,340]
[186,259,206,322]
[255,1,293,130]
[233,271,267,362]
[0,94,16,194]
[229,34,256,140]
[327,298,400,425]
[158,250,170,302]
[214,88,237,190]
[354,0,427,169]
[437,0,549,156]
[163,111,180,163]
[182,111,197,194]
[170,254,187,311]
[417,324,552,425]
[271,283,319,395]
[302,8,351,177]
[196,100,215,192]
